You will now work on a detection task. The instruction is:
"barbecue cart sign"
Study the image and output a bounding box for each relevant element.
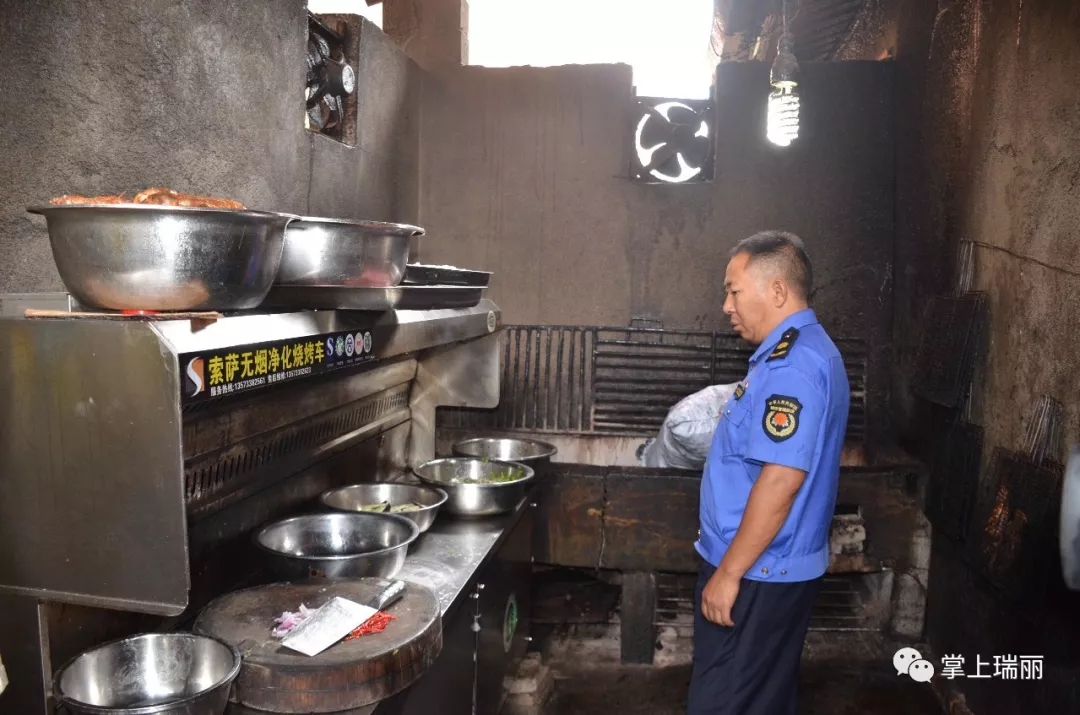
[180,330,376,403]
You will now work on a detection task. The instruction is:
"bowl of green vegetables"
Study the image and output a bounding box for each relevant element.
[412,458,534,517]
[320,482,448,533]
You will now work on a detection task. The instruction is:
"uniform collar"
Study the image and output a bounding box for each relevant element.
[749,308,819,366]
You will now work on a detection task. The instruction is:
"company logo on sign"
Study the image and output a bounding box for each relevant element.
[185,357,205,397]
[178,329,378,404]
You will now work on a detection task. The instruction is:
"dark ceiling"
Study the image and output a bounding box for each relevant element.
[788,0,869,60]
[714,0,884,63]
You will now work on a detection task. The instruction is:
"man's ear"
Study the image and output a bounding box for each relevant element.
[771,278,789,307]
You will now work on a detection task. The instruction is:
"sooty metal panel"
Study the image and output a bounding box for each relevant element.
[440,325,866,442]
[0,319,189,615]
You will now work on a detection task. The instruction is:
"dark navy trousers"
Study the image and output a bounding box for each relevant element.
[688,559,822,715]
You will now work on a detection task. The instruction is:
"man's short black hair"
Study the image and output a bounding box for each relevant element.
[730,230,813,301]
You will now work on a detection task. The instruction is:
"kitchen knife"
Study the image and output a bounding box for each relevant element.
[282,580,406,657]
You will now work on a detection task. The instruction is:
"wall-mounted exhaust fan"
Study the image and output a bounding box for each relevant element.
[307,13,356,143]
[631,98,714,184]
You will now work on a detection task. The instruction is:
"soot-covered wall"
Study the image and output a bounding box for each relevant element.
[417,60,895,442]
[0,3,419,712]
[895,0,1080,712]
[0,0,420,295]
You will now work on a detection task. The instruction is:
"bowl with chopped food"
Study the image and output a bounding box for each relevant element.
[412,458,534,517]
[320,482,448,533]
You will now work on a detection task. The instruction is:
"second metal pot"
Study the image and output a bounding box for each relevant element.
[276,216,424,288]
[413,458,534,517]
[451,437,557,473]
[320,482,448,533]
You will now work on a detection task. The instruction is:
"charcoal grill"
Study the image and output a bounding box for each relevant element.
[967,397,1065,604]
[0,295,536,715]
[440,324,868,443]
[968,428,1064,605]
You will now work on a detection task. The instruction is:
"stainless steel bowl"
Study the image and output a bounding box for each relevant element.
[253,512,419,581]
[412,458,534,517]
[53,632,240,715]
[452,437,558,473]
[276,217,424,288]
[27,204,296,312]
[320,483,448,533]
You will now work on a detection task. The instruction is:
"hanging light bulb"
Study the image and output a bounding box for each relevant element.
[767,31,800,147]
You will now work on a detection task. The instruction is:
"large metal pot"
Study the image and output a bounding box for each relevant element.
[320,482,448,533]
[27,204,296,312]
[413,458,534,517]
[451,437,557,473]
[53,632,241,715]
[275,217,424,288]
[253,512,419,581]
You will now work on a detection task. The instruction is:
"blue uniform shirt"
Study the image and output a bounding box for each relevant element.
[695,309,849,583]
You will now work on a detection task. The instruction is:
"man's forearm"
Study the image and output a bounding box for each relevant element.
[717,464,806,578]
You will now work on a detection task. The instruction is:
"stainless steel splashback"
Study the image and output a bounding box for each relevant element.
[0,299,501,617]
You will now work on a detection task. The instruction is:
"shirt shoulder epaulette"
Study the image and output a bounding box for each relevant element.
[766,327,799,362]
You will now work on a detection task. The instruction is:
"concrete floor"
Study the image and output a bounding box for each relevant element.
[543,662,945,715]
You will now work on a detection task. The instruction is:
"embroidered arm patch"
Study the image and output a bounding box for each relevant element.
[762,394,802,442]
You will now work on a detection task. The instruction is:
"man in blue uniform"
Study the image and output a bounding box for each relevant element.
[688,231,849,715]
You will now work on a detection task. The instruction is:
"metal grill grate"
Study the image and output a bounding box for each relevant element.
[653,573,872,633]
[809,576,872,632]
[495,326,596,432]
[593,329,715,433]
[654,572,696,639]
[184,386,409,510]
[968,448,1063,604]
[912,293,986,408]
[440,325,867,441]
[926,418,984,543]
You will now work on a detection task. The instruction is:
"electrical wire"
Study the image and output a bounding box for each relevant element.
[968,240,1080,280]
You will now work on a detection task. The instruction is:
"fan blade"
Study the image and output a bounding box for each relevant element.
[665,104,702,128]
[322,95,341,130]
[313,33,331,59]
[640,113,675,149]
[644,142,679,173]
[644,104,669,124]
[671,132,712,165]
[308,104,326,131]
[307,78,327,109]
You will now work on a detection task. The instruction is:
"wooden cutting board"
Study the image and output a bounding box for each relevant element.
[194,579,442,714]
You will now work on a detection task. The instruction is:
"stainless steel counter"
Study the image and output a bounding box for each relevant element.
[397,496,534,619]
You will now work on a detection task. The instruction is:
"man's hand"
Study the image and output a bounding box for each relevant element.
[701,568,741,627]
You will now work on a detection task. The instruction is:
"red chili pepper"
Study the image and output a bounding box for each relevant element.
[344,611,396,641]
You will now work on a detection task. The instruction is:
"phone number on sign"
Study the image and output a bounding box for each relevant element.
[268,367,312,383]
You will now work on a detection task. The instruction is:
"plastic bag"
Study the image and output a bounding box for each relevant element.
[639,383,739,470]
